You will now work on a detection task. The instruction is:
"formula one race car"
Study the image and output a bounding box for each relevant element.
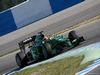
[15,30,85,67]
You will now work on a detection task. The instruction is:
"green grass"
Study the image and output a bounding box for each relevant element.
[11,56,94,75]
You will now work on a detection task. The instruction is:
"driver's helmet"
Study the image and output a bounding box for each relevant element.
[43,36,48,41]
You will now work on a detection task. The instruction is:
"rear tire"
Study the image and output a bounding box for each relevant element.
[15,52,27,68]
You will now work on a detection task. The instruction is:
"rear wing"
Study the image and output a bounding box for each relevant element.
[22,35,36,44]
[18,35,36,51]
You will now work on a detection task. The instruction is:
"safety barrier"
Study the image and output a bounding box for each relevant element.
[0,0,84,36]
[0,10,17,36]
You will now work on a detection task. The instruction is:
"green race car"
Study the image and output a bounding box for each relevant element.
[15,30,85,67]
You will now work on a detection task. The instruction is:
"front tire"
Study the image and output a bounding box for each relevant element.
[15,52,27,68]
[42,43,52,59]
[68,30,79,46]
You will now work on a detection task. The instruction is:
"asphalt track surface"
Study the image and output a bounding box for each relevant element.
[0,19,100,75]
[85,65,100,75]
[0,0,100,56]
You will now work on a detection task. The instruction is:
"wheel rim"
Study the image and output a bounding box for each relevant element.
[16,55,21,67]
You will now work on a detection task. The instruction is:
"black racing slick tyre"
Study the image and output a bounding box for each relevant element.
[15,52,27,68]
[68,30,79,41]
[42,43,52,59]
[68,30,79,46]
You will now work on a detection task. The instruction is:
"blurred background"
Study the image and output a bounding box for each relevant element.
[0,0,26,12]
